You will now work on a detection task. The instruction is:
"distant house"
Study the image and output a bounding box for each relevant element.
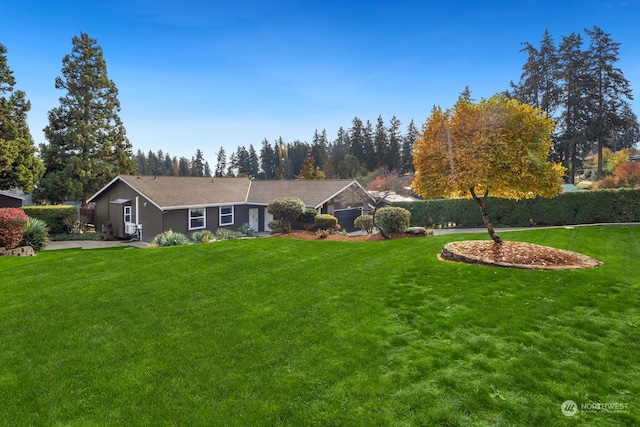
[0,191,24,208]
[87,175,373,242]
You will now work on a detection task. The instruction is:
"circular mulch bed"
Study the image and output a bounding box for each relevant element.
[440,240,603,270]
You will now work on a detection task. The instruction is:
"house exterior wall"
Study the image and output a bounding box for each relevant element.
[93,181,160,240]
[0,194,22,208]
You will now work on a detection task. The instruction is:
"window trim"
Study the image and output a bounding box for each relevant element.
[219,205,234,226]
[189,207,206,230]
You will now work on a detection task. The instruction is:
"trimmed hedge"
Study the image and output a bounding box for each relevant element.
[375,206,411,233]
[394,188,640,228]
[21,205,77,234]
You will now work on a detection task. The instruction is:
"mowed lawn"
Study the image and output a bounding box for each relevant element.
[0,226,638,426]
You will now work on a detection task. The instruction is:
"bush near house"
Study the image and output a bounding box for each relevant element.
[150,230,189,247]
[21,205,77,234]
[375,207,410,233]
[267,197,306,233]
[0,208,29,250]
[395,188,640,229]
[354,214,374,234]
[296,208,319,230]
[314,214,338,230]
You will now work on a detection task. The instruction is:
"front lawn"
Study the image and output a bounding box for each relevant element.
[0,226,638,426]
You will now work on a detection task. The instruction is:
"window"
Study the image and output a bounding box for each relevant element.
[124,206,132,223]
[219,206,234,226]
[189,208,206,230]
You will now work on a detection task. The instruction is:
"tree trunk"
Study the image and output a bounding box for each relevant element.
[470,188,502,244]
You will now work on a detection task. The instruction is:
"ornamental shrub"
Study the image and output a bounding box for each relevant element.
[215,228,239,240]
[0,208,29,250]
[268,220,285,234]
[315,214,338,230]
[237,223,258,237]
[375,206,411,233]
[297,208,318,230]
[191,229,215,243]
[19,217,50,252]
[353,214,374,234]
[267,197,305,233]
[150,230,189,247]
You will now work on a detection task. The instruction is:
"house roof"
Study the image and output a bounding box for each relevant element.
[247,179,368,208]
[0,191,25,200]
[88,175,369,210]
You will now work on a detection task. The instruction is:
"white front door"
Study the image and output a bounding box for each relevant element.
[249,208,259,231]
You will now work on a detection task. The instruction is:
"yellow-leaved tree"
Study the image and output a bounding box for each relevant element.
[412,95,565,243]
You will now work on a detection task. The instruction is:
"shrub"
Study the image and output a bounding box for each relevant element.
[191,229,215,243]
[267,197,306,233]
[615,162,640,188]
[375,206,411,233]
[20,217,50,252]
[0,208,29,250]
[315,214,338,230]
[21,205,76,234]
[237,223,258,237]
[63,214,89,234]
[353,214,374,234]
[215,228,239,240]
[297,208,318,230]
[150,230,189,247]
[268,220,285,234]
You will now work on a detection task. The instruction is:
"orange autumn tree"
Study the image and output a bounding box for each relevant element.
[412,95,565,243]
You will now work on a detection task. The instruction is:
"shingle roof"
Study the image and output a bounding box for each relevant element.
[90,175,367,210]
[247,180,363,207]
[117,175,251,208]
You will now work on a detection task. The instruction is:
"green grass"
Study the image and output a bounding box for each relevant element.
[1,226,639,426]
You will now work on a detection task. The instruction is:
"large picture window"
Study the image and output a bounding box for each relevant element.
[189,208,206,230]
[219,206,234,226]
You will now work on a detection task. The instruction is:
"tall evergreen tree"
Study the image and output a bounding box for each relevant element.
[0,44,44,193]
[38,33,134,205]
[584,26,634,178]
[178,157,190,176]
[248,144,259,177]
[556,32,589,183]
[401,119,418,175]
[511,29,562,117]
[363,120,376,171]
[349,117,365,165]
[374,115,388,170]
[386,115,402,171]
[215,147,226,177]
[259,138,277,179]
[191,149,205,177]
[310,129,328,170]
[134,149,148,175]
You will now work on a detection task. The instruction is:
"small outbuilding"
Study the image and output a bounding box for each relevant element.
[0,191,24,208]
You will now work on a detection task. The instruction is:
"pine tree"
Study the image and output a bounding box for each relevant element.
[584,26,635,179]
[401,119,418,175]
[363,120,376,171]
[191,149,205,177]
[556,32,590,183]
[259,138,277,179]
[386,115,402,171]
[349,117,365,165]
[374,115,388,170]
[215,147,226,177]
[0,44,44,193]
[38,33,134,205]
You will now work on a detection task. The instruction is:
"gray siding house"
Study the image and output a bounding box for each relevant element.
[87,175,372,242]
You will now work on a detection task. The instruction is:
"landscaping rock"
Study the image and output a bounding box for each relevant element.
[1,246,36,257]
[405,226,429,235]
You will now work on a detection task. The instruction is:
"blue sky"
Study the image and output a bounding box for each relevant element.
[4,0,640,164]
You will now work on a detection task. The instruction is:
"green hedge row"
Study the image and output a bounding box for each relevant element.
[21,205,77,234]
[394,188,640,229]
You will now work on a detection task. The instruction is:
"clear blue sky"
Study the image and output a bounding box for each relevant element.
[4,0,640,164]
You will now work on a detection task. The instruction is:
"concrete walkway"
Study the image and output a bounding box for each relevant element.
[44,240,148,250]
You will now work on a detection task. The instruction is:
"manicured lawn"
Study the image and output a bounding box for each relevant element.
[0,226,638,426]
